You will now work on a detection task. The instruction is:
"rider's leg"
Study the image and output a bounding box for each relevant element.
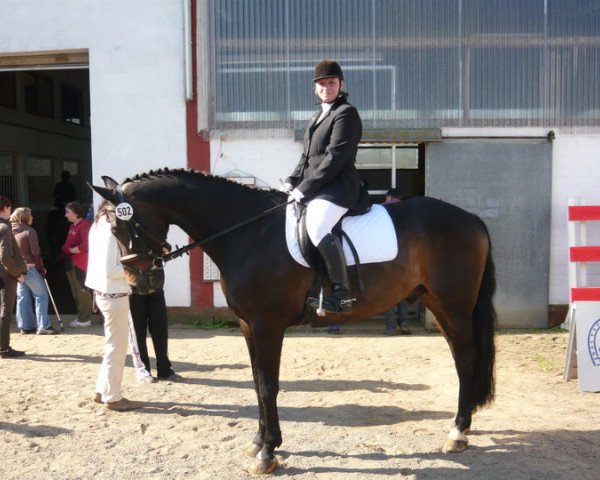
[305,199,352,314]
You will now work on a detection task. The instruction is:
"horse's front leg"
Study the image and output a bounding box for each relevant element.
[246,325,285,475]
[240,320,266,458]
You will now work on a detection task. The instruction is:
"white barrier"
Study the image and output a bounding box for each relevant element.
[563,200,600,392]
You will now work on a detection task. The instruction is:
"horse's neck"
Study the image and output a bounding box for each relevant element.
[141,176,275,262]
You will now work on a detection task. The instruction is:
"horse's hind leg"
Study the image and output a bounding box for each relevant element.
[432,311,476,453]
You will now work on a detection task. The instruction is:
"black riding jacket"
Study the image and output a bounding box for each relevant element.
[286,94,364,210]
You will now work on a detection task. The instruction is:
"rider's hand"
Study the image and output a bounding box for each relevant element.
[279,182,293,193]
[290,188,305,203]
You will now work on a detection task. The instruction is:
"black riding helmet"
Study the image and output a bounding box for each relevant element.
[313,60,344,82]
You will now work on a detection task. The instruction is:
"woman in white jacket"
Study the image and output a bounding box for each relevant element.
[85,202,140,411]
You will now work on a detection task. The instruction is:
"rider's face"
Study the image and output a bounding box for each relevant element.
[314,77,343,103]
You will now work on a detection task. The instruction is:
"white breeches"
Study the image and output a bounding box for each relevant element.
[305,199,348,245]
[95,294,129,403]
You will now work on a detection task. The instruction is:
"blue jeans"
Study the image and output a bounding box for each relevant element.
[16,268,51,330]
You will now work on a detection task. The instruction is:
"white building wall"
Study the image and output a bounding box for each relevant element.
[550,134,600,305]
[209,133,302,306]
[0,0,191,306]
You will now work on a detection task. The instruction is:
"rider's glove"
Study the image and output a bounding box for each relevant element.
[290,188,305,203]
[279,182,293,193]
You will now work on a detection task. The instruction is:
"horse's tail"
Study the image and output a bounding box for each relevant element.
[472,221,497,408]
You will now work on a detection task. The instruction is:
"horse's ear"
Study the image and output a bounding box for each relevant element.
[101,176,120,189]
[89,183,118,205]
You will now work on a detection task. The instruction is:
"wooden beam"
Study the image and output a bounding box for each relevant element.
[0,49,89,68]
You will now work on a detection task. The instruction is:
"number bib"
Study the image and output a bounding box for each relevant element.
[115,202,134,221]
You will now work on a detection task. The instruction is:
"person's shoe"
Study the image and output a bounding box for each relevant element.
[158,372,184,382]
[399,324,412,335]
[138,375,158,384]
[20,328,36,335]
[93,392,102,404]
[326,325,341,335]
[69,319,92,328]
[0,347,26,359]
[37,326,58,335]
[383,327,400,336]
[105,398,141,411]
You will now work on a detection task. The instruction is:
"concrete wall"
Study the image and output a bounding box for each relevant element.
[0,0,191,306]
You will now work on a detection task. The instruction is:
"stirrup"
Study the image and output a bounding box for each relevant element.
[306,295,354,316]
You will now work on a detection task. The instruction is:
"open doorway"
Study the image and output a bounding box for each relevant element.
[356,143,425,203]
[356,142,426,330]
[0,64,92,314]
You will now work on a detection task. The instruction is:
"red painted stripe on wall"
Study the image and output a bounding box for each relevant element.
[186,0,212,308]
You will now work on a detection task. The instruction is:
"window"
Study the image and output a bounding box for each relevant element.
[0,153,17,201]
[356,144,422,202]
[61,82,84,125]
[207,0,600,132]
[27,155,53,203]
[0,73,17,109]
[23,72,54,118]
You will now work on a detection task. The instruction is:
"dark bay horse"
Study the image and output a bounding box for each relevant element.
[92,168,496,474]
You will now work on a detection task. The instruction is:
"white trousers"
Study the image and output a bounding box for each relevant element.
[305,198,348,245]
[95,294,129,403]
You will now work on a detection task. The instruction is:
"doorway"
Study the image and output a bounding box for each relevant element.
[356,142,425,328]
[356,143,424,202]
[0,60,92,314]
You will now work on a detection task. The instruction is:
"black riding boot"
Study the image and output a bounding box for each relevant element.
[316,234,353,314]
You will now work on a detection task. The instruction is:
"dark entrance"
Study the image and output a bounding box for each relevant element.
[0,64,92,314]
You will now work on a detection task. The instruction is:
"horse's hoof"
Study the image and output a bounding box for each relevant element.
[244,442,262,458]
[248,457,279,475]
[442,438,468,453]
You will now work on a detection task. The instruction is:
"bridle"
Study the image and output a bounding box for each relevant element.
[112,185,171,274]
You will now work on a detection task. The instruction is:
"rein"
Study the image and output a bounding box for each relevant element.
[161,198,294,265]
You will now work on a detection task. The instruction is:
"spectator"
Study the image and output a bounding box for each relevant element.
[0,195,27,358]
[9,207,55,335]
[87,201,141,411]
[53,170,76,208]
[62,201,93,328]
[130,286,182,381]
[45,198,70,270]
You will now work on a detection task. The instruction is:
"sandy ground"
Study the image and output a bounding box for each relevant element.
[0,317,598,480]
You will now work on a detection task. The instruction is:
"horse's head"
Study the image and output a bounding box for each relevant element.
[90,176,169,295]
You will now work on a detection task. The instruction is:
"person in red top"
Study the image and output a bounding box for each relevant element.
[62,201,93,328]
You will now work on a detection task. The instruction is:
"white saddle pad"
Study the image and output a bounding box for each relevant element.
[285,203,398,268]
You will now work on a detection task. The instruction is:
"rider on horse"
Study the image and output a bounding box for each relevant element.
[284,60,369,314]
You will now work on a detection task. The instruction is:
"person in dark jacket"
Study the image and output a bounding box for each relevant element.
[0,195,27,358]
[284,60,369,314]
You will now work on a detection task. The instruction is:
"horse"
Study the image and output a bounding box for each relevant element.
[91,168,496,475]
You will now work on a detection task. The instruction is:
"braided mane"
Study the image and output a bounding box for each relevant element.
[122,168,284,204]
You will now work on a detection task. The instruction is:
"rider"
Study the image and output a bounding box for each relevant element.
[284,60,369,314]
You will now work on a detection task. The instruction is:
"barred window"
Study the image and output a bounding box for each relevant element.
[206,0,600,133]
[27,155,53,204]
